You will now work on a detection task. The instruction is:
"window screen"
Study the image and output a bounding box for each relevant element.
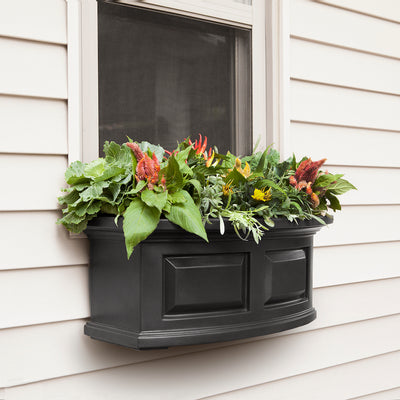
[98,1,251,154]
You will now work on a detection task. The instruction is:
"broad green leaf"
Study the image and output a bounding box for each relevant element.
[93,166,125,182]
[107,182,121,202]
[57,211,85,225]
[80,181,108,201]
[104,141,132,167]
[74,201,91,217]
[65,161,88,185]
[165,190,208,242]
[86,200,102,215]
[186,178,202,200]
[58,190,80,205]
[101,203,118,215]
[127,179,146,194]
[314,173,343,188]
[328,178,357,195]
[168,190,187,204]
[139,141,165,163]
[141,188,168,213]
[84,158,105,178]
[164,156,183,190]
[326,192,341,210]
[123,198,161,258]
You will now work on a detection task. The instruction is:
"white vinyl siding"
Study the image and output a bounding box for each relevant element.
[1,0,399,399]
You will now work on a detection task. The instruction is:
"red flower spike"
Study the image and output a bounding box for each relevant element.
[135,153,160,190]
[126,142,145,161]
[295,158,326,185]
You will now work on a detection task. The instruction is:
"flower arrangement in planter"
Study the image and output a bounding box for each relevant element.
[58,136,354,257]
[58,136,355,349]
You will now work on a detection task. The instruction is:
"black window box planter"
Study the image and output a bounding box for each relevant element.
[84,216,331,350]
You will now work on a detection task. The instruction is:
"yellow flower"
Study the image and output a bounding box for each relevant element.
[222,180,233,196]
[234,158,252,178]
[252,187,272,202]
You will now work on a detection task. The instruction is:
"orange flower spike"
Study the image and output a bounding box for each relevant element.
[310,192,320,208]
[289,176,297,187]
[195,134,203,154]
[200,135,208,154]
[152,153,160,171]
[160,175,167,191]
[306,182,313,195]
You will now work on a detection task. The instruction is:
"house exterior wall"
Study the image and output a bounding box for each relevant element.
[1,0,399,399]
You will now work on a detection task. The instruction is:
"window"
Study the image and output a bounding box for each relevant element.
[98,1,251,155]
[75,0,273,163]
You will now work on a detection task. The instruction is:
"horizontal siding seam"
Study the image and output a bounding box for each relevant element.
[290,34,400,62]
[291,120,400,134]
[323,163,400,170]
[315,239,400,249]
[290,77,400,98]
[196,349,400,400]
[314,275,400,290]
[348,386,400,400]
[0,264,88,273]
[0,33,67,46]
[314,1,400,27]
[0,151,68,156]
[0,91,67,101]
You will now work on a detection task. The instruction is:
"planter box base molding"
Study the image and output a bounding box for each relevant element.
[84,216,330,350]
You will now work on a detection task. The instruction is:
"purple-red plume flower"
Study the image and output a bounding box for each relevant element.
[126,142,160,190]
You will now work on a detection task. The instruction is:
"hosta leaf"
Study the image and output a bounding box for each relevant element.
[141,188,168,213]
[165,190,208,242]
[123,198,161,258]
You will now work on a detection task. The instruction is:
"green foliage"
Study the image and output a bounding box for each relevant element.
[123,198,160,258]
[58,136,356,258]
[165,190,208,242]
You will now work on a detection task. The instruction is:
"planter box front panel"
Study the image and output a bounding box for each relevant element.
[84,217,328,349]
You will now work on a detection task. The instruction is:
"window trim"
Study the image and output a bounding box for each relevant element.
[67,0,289,164]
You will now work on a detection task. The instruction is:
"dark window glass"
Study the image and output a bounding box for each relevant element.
[98,1,251,154]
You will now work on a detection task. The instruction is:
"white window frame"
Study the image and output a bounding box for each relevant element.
[66,0,290,164]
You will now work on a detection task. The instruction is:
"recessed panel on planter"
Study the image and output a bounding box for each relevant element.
[163,253,248,315]
[264,249,307,306]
